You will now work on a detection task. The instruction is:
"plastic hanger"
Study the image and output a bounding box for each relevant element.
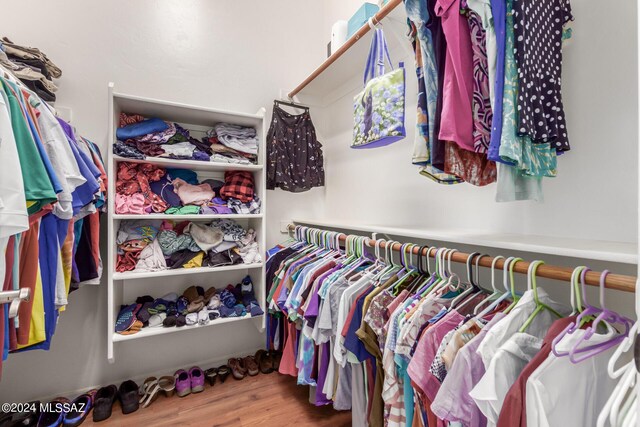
[474,256,516,319]
[569,265,588,315]
[568,270,633,363]
[457,253,492,312]
[518,260,563,333]
[502,257,524,314]
[274,99,309,112]
[552,267,599,357]
[450,252,481,309]
[473,255,505,315]
[390,243,420,294]
[413,247,439,296]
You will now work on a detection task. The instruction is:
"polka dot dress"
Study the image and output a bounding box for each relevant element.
[513,0,573,152]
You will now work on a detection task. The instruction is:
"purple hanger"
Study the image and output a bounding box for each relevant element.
[568,270,633,363]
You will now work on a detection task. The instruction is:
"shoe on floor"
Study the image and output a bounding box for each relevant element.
[228,358,246,380]
[189,367,205,393]
[217,365,230,383]
[244,355,259,376]
[119,380,139,414]
[92,385,118,422]
[175,369,192,397]
[63,391,95,427]
[38,397,69,427]
[255,350,274,374]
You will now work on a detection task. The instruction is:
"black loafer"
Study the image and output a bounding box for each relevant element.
[118,380,139,415]
[92,385,117,422]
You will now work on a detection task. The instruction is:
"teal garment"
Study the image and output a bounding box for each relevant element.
[497,0,556,178]
[166,168,198,185]
[164,205,200,215]
[395,353,415,426]
[0,79,56,213]
[9,81,63,195]
[157,229,200,256]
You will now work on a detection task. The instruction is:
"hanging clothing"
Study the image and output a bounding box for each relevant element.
[513,0,573,152]
[266,104,325,193]
[0,70,108,374]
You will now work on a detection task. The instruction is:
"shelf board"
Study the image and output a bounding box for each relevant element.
[112,313,262,342]
[288,0,405,102]
[113,263,264,280]
[113,214,263,221]
[292,219,637,265]
[113,91,264,128]
[113,155,262,172]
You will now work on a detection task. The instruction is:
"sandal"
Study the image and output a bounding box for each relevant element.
[158,376,175,398]
[244,356,259,376]
[217,365,230,383]
[139,376,175,408]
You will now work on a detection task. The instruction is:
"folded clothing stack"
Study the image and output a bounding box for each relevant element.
[114,113,213,161]
[206,123,259,165]
[115,218,262,273]
[114,276,265,335]
[113,114,260,166]
[115,161,261,215]
[0,37,62,102]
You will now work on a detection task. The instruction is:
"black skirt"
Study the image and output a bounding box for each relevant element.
[267,104,325,192]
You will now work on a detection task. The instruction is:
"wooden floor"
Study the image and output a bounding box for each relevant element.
[83,372,352,427]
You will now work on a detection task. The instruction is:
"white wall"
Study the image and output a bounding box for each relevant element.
[0,0,324,402]
[1,0,638,404]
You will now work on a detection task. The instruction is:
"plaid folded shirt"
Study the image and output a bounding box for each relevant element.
[220,171,254,202]
[228,196,261,214]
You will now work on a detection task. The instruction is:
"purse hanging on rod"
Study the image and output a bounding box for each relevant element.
[352,27,406,149]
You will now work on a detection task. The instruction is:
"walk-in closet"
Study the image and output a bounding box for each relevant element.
[0,1,638,426]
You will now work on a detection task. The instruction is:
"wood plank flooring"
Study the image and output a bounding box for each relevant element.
[83,372,352,427]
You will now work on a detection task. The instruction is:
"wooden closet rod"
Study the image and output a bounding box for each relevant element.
[288,225,637,293]
[287,0,403,99]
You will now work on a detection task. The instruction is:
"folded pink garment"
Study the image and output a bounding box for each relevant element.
[115,193,147,215]
[172,178,215,206]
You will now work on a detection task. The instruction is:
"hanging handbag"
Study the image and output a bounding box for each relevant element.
[352,28,405,149]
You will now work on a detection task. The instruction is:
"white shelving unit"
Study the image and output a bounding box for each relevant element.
[107,83,267,363]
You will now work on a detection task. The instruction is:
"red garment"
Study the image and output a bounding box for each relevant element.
[119,113,146,128]
[220,171,254,202]
[116,162,168,212]
[444,141,497,186]
[366,358,376,420]
[496,316,577,427]
[116,252,140,273]
[87,212,101,278]
[0,236,17,378]
[16,222,39,345]
[279,320,299,377]
[341,285,373,338]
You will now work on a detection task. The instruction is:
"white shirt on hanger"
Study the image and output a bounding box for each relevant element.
[333,272,374,367]
[476,289,569,369]
[470,332,543,427]
[35,102,86,220]
[525,328,626,427]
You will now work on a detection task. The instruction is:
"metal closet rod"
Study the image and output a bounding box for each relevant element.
[288,225,637,293]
